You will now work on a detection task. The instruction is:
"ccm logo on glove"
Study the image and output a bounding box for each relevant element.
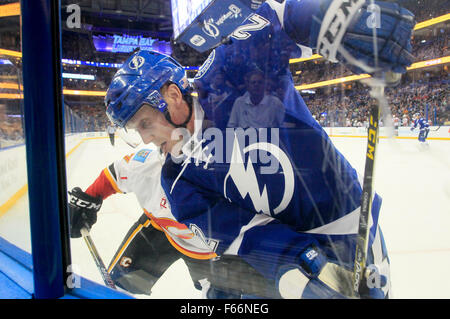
[318,0,365,62]
[69,197,102,210]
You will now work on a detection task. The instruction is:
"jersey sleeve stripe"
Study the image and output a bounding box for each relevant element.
[108,163,117,180]
[103,167,122,194]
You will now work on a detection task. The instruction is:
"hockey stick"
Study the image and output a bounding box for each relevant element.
[351,90,381,297]
[351,64,400,299]
[80,227,117,289]
[430,126,441,132]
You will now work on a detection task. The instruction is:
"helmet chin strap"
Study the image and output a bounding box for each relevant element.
[164,101,193,129]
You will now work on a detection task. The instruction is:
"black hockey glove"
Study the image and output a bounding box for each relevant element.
[68,187,103,238]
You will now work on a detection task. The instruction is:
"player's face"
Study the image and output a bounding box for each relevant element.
[126,84,193,155]
[126,105,180,155]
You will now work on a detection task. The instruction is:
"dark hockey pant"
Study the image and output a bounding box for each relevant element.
[107,213,278,298]
[418,128,429,142]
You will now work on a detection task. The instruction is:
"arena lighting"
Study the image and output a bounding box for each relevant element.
[414,13,450,30]
[0,82,20,89]
[289,13,450,65]
[62,73,96,80]
[61,58,123,68]
[295,74,372,90]
[63,89,106,96]
[0,48,21,58]
[406,56,450,70]
[0,3,20,18]
[0,89,106,98]
[0,93,22,99]
[290,54,323,64]
[295,56,450,91]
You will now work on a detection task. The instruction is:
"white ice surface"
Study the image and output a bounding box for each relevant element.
[0,135,449,299]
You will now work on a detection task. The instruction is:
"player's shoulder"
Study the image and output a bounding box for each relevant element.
[132,148,156,162]
[119,148,160,167]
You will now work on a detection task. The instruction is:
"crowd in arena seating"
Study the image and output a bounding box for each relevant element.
[0,31,20,52]
[0,59,23,148]
[305,73,449,128]
[412,33,449,61]
[399,0,448,23]
[0,102,24,148]
[67,104,109,132]
[294,31,448,85]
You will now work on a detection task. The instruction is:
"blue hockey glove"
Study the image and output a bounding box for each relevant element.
[298,246,327,276]
[276,246,344,299]
[311,0,415,75]
[277,246,388,298]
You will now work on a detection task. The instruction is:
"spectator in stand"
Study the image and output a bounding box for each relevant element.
[227,70,285,129]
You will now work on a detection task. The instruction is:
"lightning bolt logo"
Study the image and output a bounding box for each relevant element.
[224,134,295,215]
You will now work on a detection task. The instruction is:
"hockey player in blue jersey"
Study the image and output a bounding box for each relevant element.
[411,112,430,144]
[104,0,415,298]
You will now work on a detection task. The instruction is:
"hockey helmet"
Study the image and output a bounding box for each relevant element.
[105,50,190,128]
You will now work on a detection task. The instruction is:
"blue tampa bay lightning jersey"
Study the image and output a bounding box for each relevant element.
[412,117,430,130]
[160,0,387,283]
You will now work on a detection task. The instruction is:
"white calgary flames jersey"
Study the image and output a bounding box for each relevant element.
[103,148,218,260]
